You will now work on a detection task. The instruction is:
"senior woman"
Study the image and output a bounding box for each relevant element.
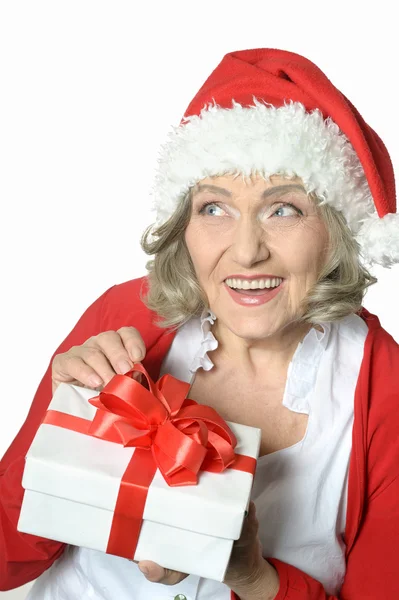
[1,49,399,600]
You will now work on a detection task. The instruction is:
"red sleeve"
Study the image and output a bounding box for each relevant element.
[231,559,338,600]
[0,285,116,591]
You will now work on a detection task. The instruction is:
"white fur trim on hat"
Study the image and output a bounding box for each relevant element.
[150,98,395,267]
[356,212,399,268]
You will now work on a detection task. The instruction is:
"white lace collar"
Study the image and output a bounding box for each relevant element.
[188,307,219,373]
[188,308,331,414]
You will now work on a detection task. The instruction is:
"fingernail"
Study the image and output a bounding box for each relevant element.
[130,346,144,361]
[117,360,133,374]
[89,375,103,386]
[139,566,149,575]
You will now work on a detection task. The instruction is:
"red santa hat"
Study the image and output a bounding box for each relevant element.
[150,48,398,267]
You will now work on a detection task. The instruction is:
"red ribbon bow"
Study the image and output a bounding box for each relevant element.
[88,363,237,486]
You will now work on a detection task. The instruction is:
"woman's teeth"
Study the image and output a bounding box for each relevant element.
[225,277,283,290]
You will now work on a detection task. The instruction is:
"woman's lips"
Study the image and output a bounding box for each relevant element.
[223,281,284,306]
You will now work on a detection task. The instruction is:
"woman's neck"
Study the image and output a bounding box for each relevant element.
[209,319,320,380]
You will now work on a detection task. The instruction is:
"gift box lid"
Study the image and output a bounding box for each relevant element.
[22,383,261,540]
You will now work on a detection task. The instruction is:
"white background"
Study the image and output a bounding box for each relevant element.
[1,1,398,597]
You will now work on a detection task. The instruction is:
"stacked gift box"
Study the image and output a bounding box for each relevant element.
[18,364,261,581]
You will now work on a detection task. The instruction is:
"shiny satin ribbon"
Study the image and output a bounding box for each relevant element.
[87,363,238,484]
[43,364,257,559]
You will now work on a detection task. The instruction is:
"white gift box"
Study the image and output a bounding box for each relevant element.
[18,382,261,581]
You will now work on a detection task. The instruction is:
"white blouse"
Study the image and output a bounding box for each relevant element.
[27,309,368,600]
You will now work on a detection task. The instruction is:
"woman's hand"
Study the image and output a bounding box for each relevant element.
[223,502,279,599]
[51,327,146,393]
[136,502,279,599]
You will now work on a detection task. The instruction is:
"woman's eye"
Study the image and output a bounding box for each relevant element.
[198,201,225,216]
[272,203,302,218]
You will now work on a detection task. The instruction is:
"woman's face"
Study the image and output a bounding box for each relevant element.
[184,173,330,340]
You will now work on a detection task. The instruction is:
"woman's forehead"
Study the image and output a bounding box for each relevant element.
[192,173,309,201]
[193,172,306,192]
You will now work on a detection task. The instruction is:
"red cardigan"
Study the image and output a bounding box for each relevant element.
[1,276,399,598]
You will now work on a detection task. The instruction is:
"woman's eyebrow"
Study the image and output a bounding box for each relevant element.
[193,184,232,197]
[261,184,307,199]
[192,183,307,198]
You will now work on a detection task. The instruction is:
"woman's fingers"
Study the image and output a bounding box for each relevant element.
[92,330,135,376]
[117,326,146,363]
[233,501,259,547]
[137,560,189,585]
[223,501,264,591]
[117,327,146,383]
[51,327,147,392]
[52,347,116,392]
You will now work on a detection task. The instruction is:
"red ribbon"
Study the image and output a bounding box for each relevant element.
[43,363,256,559]
[88,363,238,485]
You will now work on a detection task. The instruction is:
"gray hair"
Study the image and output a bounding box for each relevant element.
[140,186,377,331]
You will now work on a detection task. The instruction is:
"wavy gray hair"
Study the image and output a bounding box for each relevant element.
[140,183,377,331]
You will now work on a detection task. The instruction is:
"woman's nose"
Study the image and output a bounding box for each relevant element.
[231,219,270,265]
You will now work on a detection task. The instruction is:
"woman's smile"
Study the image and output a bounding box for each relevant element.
[223,278,285,306]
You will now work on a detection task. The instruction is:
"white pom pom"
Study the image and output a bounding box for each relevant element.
[356,212,399,268]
